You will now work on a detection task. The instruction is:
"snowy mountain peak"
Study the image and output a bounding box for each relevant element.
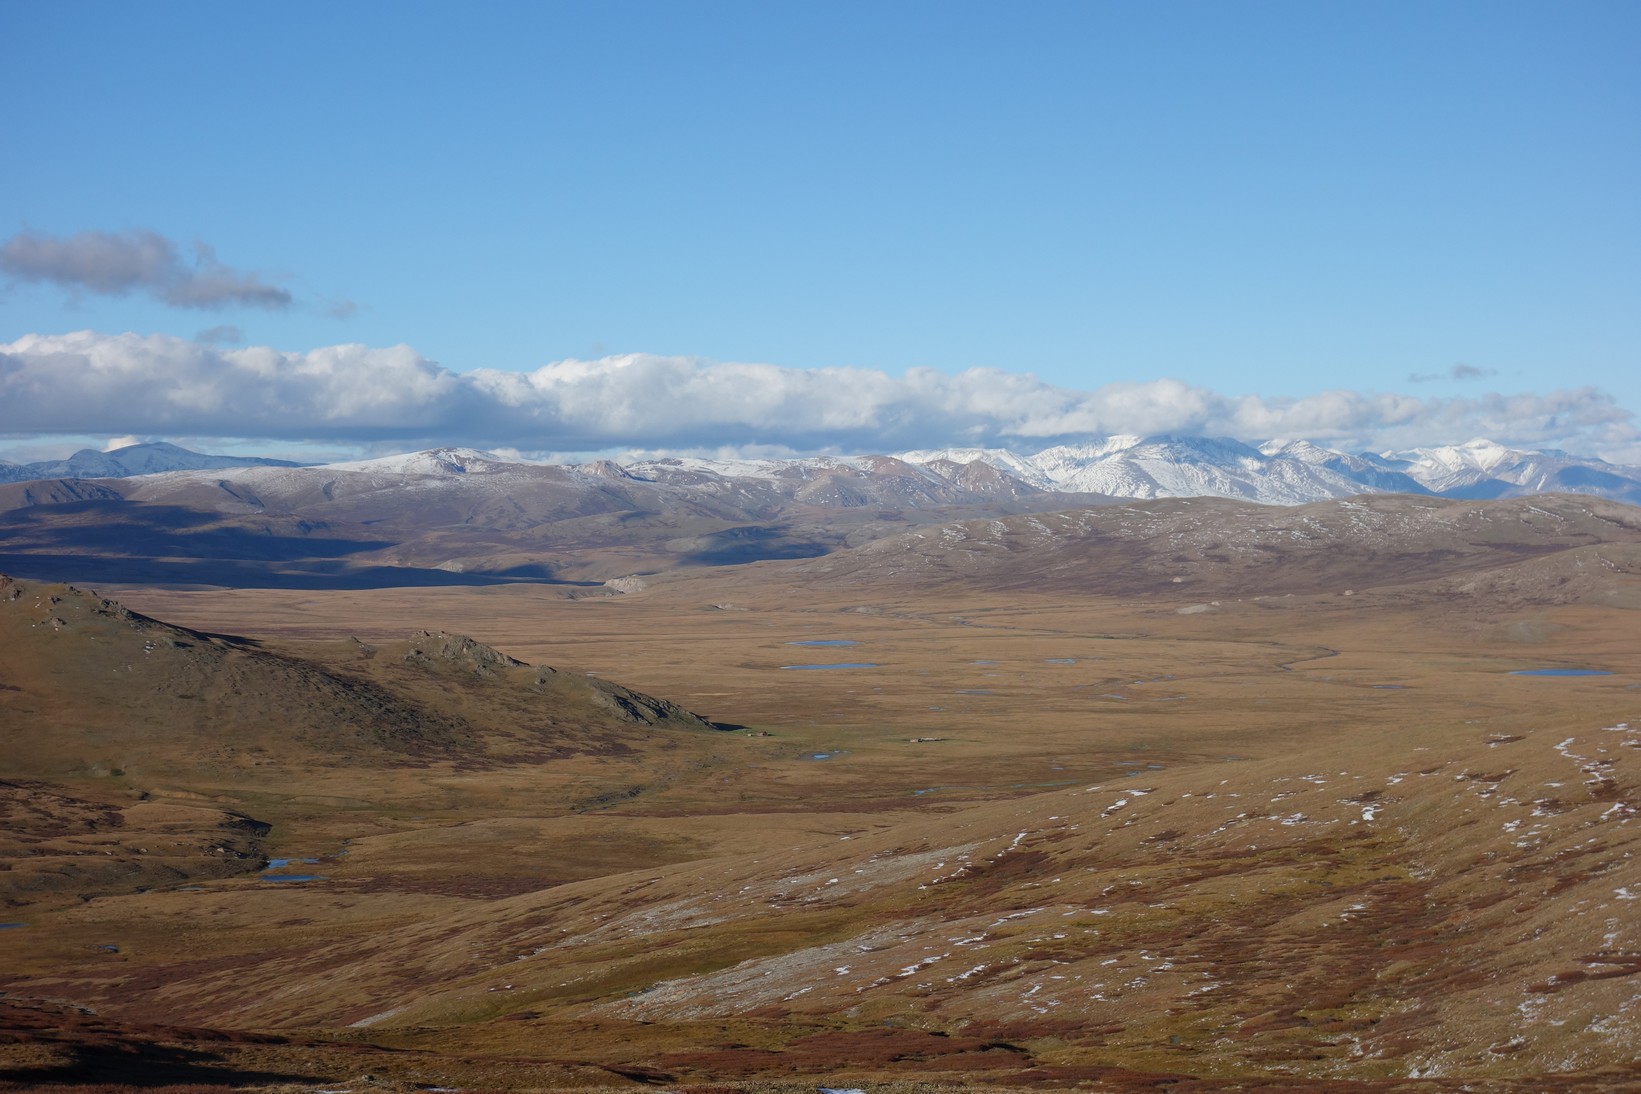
[891,446,1055,489]
[1403,438,1518,474]
[323,448,505,476]
[1260,438,1332,462]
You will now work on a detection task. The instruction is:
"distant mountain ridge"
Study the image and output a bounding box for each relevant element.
[4,436,1639,508]
[0,441,301,484]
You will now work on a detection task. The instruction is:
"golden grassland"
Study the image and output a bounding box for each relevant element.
[3,558,1639,1091]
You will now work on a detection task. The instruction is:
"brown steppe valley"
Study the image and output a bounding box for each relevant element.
[3,495,1640,1092]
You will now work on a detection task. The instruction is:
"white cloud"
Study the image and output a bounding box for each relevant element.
[0,330,1635,462]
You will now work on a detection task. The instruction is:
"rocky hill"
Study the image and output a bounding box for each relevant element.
[0,574,723,784]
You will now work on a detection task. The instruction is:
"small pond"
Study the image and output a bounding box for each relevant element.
[788,639,857,647]
[261,851,336,884]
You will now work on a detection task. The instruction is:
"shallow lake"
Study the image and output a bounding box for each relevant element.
[788,639,857,647]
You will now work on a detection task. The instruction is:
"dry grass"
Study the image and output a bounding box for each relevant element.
[4,546,1639,1090]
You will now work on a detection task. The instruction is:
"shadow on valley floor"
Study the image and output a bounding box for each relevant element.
[677,524,834,566]
[0,553,601,590]
[0,1002,322,1091]
[0,502,388,561]
[0,1055,325,1092]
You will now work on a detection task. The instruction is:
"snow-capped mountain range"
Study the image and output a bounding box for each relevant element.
[898,435,1641,506]
[4,436,1640,507]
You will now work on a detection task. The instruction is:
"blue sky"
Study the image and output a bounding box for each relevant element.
[2,1,1637,463]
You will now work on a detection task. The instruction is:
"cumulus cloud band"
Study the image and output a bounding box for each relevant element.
[0,330,1633,461]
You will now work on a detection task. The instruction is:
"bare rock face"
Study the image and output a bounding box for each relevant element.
[401,630,526,676]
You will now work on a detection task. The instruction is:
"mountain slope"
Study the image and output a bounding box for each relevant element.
[0,452,1110,588]
[6,435,1638,505]
[778,493,1641,601]
[2,437,1639,592]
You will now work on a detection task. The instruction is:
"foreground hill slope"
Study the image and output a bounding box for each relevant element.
[53,708,1634,1086]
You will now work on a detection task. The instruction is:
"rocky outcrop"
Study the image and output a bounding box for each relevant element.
[401,630,525,676]
[583,677,720,731]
